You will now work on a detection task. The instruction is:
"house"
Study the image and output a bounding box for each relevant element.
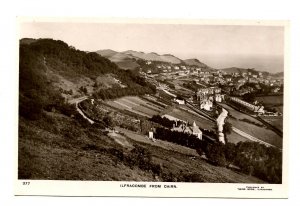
[172,121,202,140]
[272,87,281,93]
[215,94,224,102]
[148,131,154,140]
[200,99,213,111]
[174,98,185,105]
[196,87,221,100]
[255,106,265,115]
[225,77,232,82]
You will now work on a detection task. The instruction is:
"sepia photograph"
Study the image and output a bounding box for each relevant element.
[16,18,288,197]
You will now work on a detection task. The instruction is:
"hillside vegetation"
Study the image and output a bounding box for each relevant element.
[19,38,156,120]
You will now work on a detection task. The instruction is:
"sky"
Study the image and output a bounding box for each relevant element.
[20,22,285,72]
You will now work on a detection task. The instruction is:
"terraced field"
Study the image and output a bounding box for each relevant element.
[261,116,283,132]
[165,108,215,130]
[219,103,282,148]
[106,96,165,118]
[218,103,263,125]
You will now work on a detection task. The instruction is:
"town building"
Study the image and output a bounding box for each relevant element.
[174,98,185,105]
[230,97,265,114]
[215,94,225,102]
[200,99,213,111]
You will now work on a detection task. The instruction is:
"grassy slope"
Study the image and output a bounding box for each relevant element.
[19,111,264,183]
[18,113,155,181]
[256,95,283,106]
[219,103,282,147]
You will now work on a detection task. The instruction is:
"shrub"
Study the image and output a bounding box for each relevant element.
[206,142,227,167]
[19,96,43,120]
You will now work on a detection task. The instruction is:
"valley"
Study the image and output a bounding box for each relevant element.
[18,38,283,184]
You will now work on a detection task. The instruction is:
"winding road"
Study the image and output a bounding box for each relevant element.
[69,96,95,124]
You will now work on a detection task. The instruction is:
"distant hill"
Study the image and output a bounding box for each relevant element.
[220,67,249,74]
[96,50,139,70]
[97,49,185,70]
[97,49,218,71]
[271,71,284,79]
[220,67,283,76]
[122,50,182,64]
[184,58,214,71]
[96,49,118,58]
[273,72,284,77]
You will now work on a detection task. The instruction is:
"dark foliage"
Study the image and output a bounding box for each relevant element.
[19,38,156,120]
[155,127,203,149]
[149,115,177,129]
[154,127,281,183]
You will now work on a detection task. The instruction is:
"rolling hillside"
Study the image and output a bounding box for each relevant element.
[97,49,217,70]
[220,67,249,73]
[123,50,183,64]
[96,49,118,58]
[184,58,214,71]
[19,38,156,119]
[96,50,140,70]
[220,67,282,76]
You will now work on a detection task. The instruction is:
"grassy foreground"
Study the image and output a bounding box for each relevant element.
[18,111,265,183]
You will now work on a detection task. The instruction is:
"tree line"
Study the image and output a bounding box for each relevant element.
[154,127,282,184]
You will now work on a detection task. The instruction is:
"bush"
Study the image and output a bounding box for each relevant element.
[150,115,176,129]
[206,142,227,167]
[19,96,43,120]
[181,172,204,182]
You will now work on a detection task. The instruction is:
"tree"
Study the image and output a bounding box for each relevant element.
[103,114,115,128]
[223,121,232,143]
[224,142,237,166]
[206,142,227,167]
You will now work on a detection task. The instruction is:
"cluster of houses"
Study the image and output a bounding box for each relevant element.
[196,87,224,111]
[143,62,204,75]
[141,61,283,93]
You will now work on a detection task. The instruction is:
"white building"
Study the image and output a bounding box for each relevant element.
[200,99,213,111]
[174,98,185,105]
[215,94,224,102]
